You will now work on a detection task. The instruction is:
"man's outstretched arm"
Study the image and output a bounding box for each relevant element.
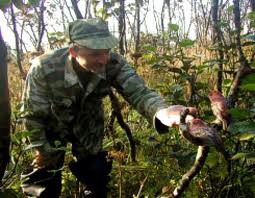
[111,55,196,133]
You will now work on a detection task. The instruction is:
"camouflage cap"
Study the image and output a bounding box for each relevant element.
[66,18,118,49]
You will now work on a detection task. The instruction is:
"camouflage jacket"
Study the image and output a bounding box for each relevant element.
[21,47,168,157]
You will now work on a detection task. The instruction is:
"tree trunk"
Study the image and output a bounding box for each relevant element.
[233,0,248,66]
[135,0,140,54]
[85,0,92,19]
[166,0,172,48]
[250,0,255,11]
[119,0,125,55]
[227,0,253,107]
[63,0,75,21]
[10,3,24,78]
[59,0,67,32]
[161,0,166,53]
[35,0,46,52]
[211,0,223,92]
[71,0,83,19]
[0,27,11,182]
[134,0,141,65]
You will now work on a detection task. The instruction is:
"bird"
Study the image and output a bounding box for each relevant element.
[179,109,231,172]
[208,90,231,131]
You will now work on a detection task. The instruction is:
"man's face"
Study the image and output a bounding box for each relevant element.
[71,45,111,76]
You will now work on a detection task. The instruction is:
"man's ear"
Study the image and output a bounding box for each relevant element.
[69,47,77,58]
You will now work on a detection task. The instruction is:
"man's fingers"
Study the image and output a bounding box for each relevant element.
[185,114,195,123]
[156,106,197,127]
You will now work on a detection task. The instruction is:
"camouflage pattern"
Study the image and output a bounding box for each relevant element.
[66,18,118,49]
[21,47,168,159]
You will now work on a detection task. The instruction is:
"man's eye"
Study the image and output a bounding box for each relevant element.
[91,53,108,56]
[89,53,100,56]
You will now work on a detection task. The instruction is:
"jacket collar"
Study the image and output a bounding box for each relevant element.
[64,54,81,88]
[63,54,105,95]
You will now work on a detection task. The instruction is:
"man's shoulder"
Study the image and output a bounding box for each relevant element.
[37,47,69,67]
[109,52,126,65]
[30,47,69,77]
[106,52,135,80]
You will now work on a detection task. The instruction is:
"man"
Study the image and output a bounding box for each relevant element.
[21,18,196,197]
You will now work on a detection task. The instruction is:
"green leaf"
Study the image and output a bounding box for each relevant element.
[203,59,220,66]
[223,79,232,87]
[14,130,37,141]
[242,73,255,84]
[228,121,255,134]
[217,20,228,28]
[142,53,158,65]
[179,39,194,48]
[24,143,43,151]
[151,63,163,70]
[168,23,179,32]
[242,34,255,41]
[171,150,195,168]
[239,133,255,141]
[0,0,11,11]
[170,84,183,92]
[142,44,156,52]
[0,189,17,198]
[229,108,250,120]
[243,175,255,195]
[248,11,255,20]
[12,0,26,9]
[0,0,11,6]
[227,5,234,13]
[232,152,255,160]
[206,151,218,168]
[241,83,255,91]
[28,0,39,6]
[196,64,208,74]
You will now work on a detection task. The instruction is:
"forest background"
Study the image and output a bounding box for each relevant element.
[0,0,255,197]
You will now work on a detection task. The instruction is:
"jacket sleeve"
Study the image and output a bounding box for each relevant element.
[112,55,169,134]
[20,59,53,151]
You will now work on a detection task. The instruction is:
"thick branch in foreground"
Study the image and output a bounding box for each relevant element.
[172,109,209,197]
[71,0,83,19]
[173,146,209,197]
[0,28,11,182]
[109,90,136,162]
[211,0,224,92]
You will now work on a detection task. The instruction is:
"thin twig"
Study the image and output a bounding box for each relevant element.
[135,176,148,198]
[109,90,136,162]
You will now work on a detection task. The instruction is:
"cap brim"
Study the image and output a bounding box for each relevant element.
[75,34,118,49]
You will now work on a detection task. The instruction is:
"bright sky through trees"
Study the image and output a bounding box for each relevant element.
[0,0,194,51]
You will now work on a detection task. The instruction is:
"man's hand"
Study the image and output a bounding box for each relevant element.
[31,144,62,169]
[155,105,197,127]
[32,150,53,169]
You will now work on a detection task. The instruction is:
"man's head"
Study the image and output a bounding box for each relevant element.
[67,18,118,75]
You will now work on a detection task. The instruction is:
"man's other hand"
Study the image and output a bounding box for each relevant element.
[31,145,63,169]
[156,105,197,127]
